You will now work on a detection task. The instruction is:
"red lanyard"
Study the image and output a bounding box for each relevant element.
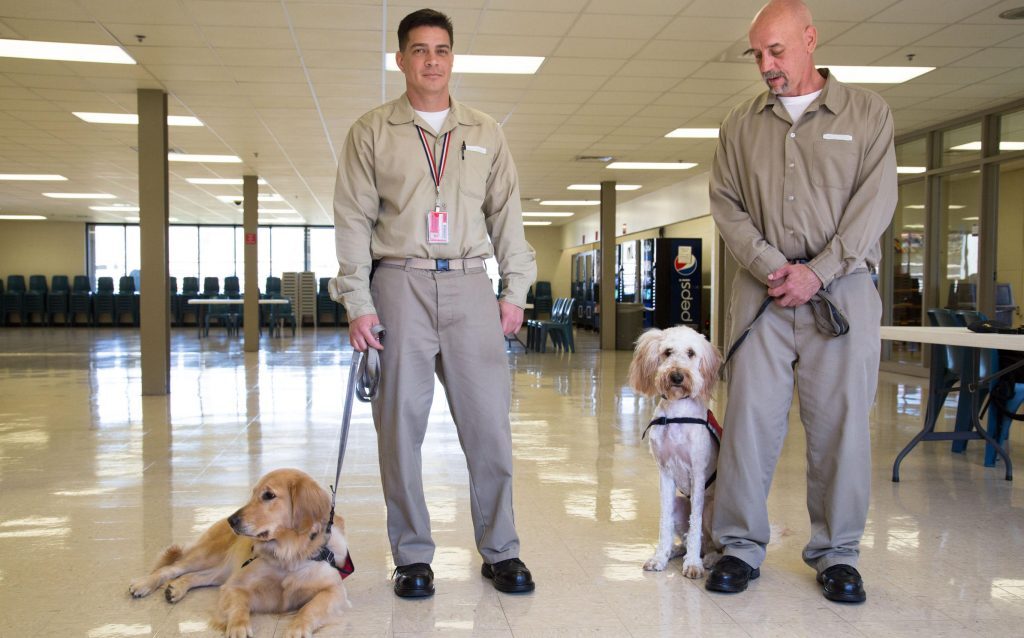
[416,126,451,210]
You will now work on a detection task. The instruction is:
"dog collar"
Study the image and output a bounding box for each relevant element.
[311,545,355,580]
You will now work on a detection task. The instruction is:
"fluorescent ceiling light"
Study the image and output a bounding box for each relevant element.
[606,162,697,170]
[186,178,267,185]
[821,65,933,83]
[567,184,641,191]
[125,217,140,223]
[0,214,46,220]
[216,194,283,203]
[897,166,926,174]
[168,153,242,163]
[44,192,116,199]
[963,216,979,221]
[907,203,965,210]
[0,38,135,64]
[385,54,544,74]
[904,224,925,229]
[904,204,925,209]
[523,221,552,226]
[0,174,67,181]
[73,112,203,126]
[259,208,298,214]
[523,212,574,217]
[665,128,719,138]
[950,141,1024,151]
[90,205,139,212]
[540,200,598,206]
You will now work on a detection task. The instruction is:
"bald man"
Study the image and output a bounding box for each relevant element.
[707,0,896,602]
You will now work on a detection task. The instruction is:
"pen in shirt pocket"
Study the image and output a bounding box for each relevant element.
[461,141,466,160]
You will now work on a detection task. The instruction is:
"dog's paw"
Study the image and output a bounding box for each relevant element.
[224,622,253,638]
[702,551,721,569]
[165,581,188,603]
[282,624,313,638]
[128,578,153,598]
[643,556,668,571]
[681,559,705,579]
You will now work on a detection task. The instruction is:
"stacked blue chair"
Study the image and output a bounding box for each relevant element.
[69,276,92,326]
[263,276,283,329]
[544,298,577,353]
[533,281,553,319]
[23,275,48,325]
[47,275,70,325]
[180,277,200,325]
[317,277,343,326]
[0,278,4,325]
[93,277,116,326]
[115,276,139,326]
[202,276,220,298]
[2,275,27,326]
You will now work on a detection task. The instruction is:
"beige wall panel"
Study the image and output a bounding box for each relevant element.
[0,221,86,280]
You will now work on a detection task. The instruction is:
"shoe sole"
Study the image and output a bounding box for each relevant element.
[823,589,866,603]
[704,568,760,593]
[394,586,434,598]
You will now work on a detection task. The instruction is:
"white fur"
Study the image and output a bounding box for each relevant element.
[628,326,723,579]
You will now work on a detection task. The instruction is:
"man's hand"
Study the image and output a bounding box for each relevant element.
[349,313,383,351]
[498,300,524,337]
[767,263,822,307]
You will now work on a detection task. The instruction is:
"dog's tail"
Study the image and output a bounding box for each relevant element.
[153,544,184,569]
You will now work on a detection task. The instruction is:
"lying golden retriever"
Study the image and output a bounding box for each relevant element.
[128,468,352,638]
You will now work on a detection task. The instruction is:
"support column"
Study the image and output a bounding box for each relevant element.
[599,180,617,350]
[138,89,170,395]
[243,175,259,352]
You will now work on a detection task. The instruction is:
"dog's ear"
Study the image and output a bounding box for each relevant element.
[628,329,662,397]
[289,475,331,534]
[696,337,723,404]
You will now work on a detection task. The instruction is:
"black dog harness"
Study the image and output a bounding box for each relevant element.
[240,542,355,580]
[642,410,722,490]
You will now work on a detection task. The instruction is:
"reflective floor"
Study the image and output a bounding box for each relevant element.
[1,327,1023,637]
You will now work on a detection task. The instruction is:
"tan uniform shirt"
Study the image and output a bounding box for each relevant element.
[710,70,898,289]
[331,93,536,319]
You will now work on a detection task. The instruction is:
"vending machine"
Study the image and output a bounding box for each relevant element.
[640,238,702,333]
[615,240,640,303]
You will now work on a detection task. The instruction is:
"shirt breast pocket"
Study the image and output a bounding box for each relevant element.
[811,139,859,191]
[458,150,490,201]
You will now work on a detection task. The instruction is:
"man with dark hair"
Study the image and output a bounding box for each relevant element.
[707,0,896,603]
[331,8,536,599]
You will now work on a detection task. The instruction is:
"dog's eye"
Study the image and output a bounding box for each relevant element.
[687,348,696,358]
[261,490,275,501]
[662,348,673,358]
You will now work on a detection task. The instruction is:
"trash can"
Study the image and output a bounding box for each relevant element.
[616,303,646,350]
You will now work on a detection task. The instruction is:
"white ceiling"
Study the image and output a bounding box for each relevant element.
[1,0,1023,227]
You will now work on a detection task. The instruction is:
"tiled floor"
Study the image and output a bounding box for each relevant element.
[1,326,1022,637]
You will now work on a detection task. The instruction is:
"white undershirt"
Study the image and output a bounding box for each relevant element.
[415,108,450,134]
[778,90,822,123]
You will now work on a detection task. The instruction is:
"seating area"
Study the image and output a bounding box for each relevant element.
[525,297,576,353]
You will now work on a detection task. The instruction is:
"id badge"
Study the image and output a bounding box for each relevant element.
[428,209,449,244]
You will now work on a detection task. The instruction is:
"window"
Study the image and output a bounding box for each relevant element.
[309,227,337,281]
[89,224,140,287]
[999,108,1024,156]
[939,121,982,167]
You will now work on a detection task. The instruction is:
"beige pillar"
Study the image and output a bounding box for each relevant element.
[243,175,259,351]
[138,89,170,395]
[599,180,617,350]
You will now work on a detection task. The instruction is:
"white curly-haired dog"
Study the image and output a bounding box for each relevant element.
[629,325,723,579]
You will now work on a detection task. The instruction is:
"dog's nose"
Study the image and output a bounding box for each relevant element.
[670,371,685,385]
[227,512,241,531]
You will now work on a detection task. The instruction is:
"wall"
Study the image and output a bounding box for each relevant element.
[0,221,87,281]
[523,226,561,294]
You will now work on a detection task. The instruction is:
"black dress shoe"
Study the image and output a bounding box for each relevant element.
[482,558,535,593]
[817,564,866,603]
[394,563,434,598]
[705,555,760,593]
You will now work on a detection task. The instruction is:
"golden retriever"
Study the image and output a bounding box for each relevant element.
[128,468,352,638]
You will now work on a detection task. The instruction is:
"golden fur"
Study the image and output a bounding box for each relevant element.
[129,468,350,638]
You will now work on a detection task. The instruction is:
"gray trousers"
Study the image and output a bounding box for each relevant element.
[369,263,520,566]
[712,268,880,572]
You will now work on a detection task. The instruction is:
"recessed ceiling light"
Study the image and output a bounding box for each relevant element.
[950,141,1024,151]
[897,166,926,174]
[0,38,135,64]
[186,178,267,185]
[567,184,641,191]
[168,153,242,163]
[385,54,544,74]
[539,200,599,206]
[44,192,116,199]
[822,65,933,83]
[523,212,574,217]
[606,162,697,170]
[0,214,47,220]
[216,194,283,203]
[73,112,203,126]
[523,221,552,226]
[90,205,140,212]
[665,128,719,138]
[0,174,67,181]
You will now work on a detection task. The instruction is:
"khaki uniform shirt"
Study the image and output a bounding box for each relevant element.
[710,70,897,289]
[331,93,536,319]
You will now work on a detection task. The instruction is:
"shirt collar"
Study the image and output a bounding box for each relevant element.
[756,68,847,116]
[388,93,481,132]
